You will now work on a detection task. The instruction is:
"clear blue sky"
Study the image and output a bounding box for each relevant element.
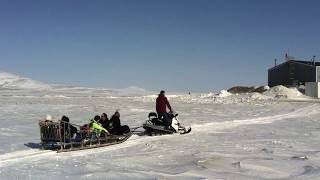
[1,0,319,92]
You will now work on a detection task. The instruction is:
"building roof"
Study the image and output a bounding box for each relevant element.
[269,60,320,71]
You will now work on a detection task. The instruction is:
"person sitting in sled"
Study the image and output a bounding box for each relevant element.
[99,113,110,130]
[60,115,78,138]
[90,115,110,136]
[156,90,173,129]
[109,111,130,135]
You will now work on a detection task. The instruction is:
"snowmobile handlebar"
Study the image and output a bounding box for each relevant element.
[168,111,178,117]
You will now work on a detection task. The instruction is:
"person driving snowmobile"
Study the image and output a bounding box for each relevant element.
[156,90,173,128]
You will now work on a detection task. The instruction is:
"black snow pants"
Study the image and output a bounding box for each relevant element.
[157,112,172,127]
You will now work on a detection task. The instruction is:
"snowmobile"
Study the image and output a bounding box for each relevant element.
[142,112,191,136]
[38,119,132,153]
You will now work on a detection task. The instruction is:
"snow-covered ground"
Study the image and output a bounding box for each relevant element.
[1,71,320,179]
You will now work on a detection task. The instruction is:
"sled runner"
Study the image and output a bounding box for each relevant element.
[39,120,132,153]
[142,112,191,136]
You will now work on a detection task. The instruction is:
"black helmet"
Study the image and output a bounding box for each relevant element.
[61,115,69,122]
[101,113,108,119]
[114,111,120,118]
[94,115,100,121]
[160,90,165,94]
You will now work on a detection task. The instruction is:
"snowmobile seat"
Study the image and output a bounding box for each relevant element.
[148,112,158,119]
[148,112,164,126]
[151,118,164,125]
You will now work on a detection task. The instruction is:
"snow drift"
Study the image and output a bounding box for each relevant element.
[145,85,310,105]
[263,85,306,99]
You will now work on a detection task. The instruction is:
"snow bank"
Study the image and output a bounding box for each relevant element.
[263,85,306,99]
[250,92,272,100]
[199,92,214,98]
[0,71,51,90]
[217,90,232,97]
[228,85,270,94]
[132,85,312,105]
[139,85,312,105]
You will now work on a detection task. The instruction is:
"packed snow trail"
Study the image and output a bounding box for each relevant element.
[192,103,318,133]
[0,149,54,167]
[0,134,169,167]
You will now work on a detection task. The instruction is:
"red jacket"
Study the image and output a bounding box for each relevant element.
[156,94,172,113]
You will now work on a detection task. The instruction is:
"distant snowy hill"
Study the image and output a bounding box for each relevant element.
[0,71,151,96]
[113,86,149,96]
[0,71,51,90]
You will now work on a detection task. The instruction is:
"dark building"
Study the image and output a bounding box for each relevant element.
[268,60,320,87]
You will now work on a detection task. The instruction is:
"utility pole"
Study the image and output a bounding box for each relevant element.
[312,56,316,66]
[274,59,277,67]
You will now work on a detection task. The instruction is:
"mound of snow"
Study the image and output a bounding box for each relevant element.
[217,90,232,97]
[253,85,270,93]
[263,85,305,99]
[0,71,51,90]
[250,92,272,100]
[200,92,214,98]
[227,86,256,94]
[263,85,270,90]
[199,90,232,98]
[228,85,270,94]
